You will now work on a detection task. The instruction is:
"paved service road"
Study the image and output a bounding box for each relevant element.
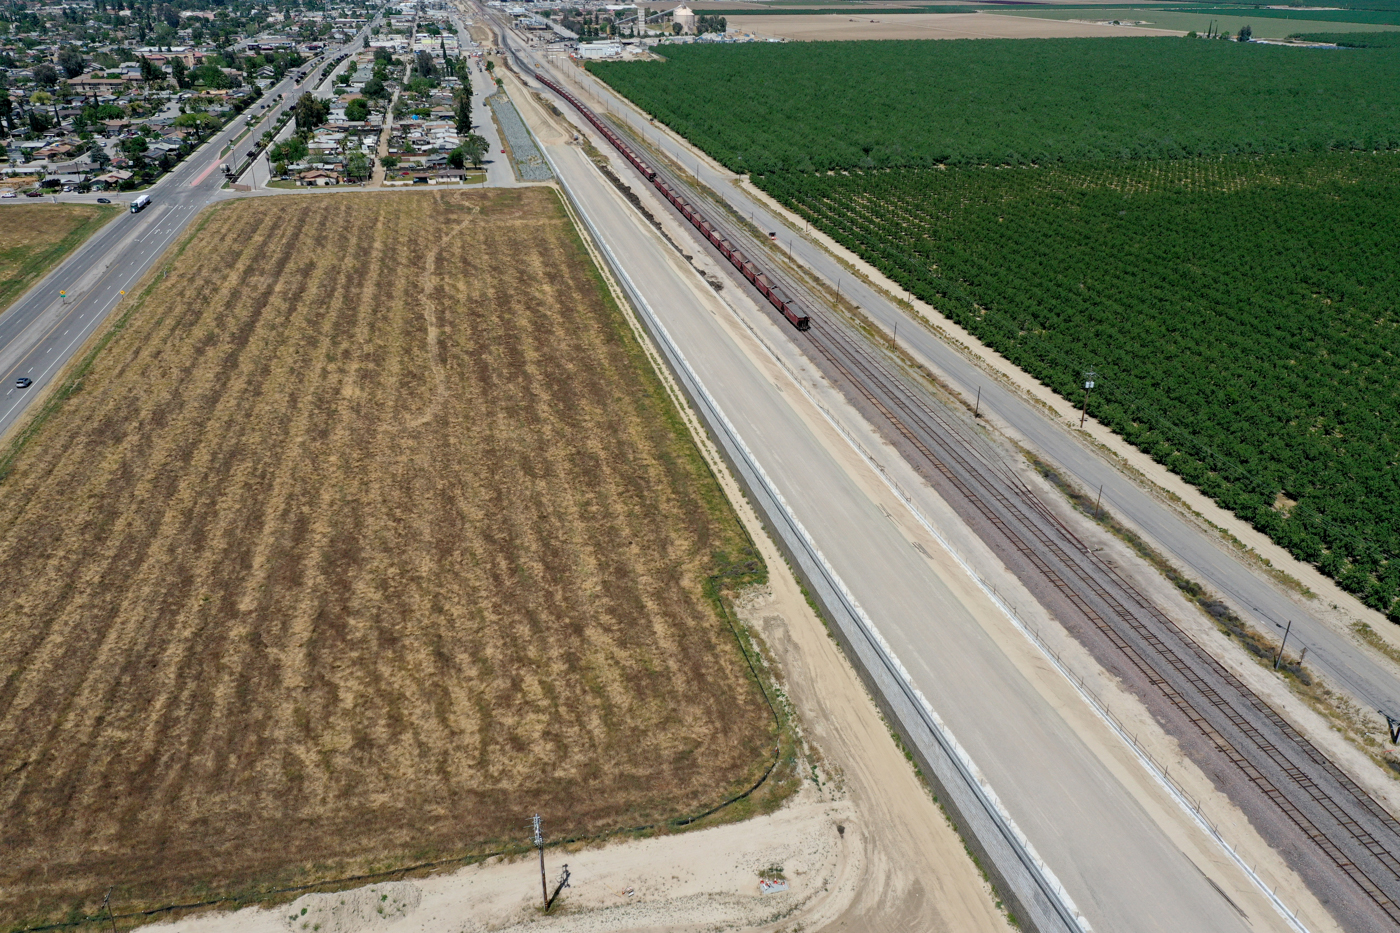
[0,12,385,441]
[542,55,1400,737]
[531,111,1289,933]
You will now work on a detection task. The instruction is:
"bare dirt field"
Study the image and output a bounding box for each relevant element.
[0,188,778,927]
[0,203,117,312]
[736,12,1183,40]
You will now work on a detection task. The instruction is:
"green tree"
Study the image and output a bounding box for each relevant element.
[58,45,85,79]
[270,136,308,163]
[381,154,399,170]
[457,133,488,168]
[30,89,58,125]
[345,150,370,180]
[1237,24,1253,41]
[120,134,148,159]
[415,50,436,80]
[345,97,370,121]
[173,111,219,141]
[452,84,472,131]
[170,56,189,89]
[293,91,329,134]
[138,56,162,84]
[32,63,58,87]
[363,75,387,100]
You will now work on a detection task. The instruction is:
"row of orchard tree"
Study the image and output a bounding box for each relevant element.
[759,154,1400,620]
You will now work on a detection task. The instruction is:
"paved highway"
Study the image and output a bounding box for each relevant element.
[530,102,1297,933]
[0,13,384,441]
[477,15,1318,931]
[541,55,1400,742]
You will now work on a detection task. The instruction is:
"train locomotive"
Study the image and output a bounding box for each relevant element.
[534,70,811,332]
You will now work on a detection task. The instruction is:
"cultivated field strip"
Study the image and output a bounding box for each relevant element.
[0,189,774,924]
[604,131,1400,929]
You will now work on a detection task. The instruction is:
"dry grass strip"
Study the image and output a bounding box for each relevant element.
[0,204,119,313]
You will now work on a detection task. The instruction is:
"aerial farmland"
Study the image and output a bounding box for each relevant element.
[0,188,781,925]
[591,36,1400,626]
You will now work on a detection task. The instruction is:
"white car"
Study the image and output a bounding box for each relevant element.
[1,191,14,199]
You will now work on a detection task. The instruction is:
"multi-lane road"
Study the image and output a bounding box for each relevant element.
[0,16,382,441]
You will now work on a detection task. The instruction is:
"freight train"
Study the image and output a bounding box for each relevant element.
[533,70,811,332]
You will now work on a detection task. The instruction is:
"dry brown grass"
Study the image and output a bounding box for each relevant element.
[0,188,775,927]
[0,204,118,312]
[736,12,1181,40]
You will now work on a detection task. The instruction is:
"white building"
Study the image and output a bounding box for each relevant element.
[577,40,622,59]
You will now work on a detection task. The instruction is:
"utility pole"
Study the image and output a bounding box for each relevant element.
[533,814,547,910]
[1274,620,1293,670]
[1079,371,1097,428]
[974,386,981,419]
[1094,484,1103,519]
[101,887,117,933]
[1380,709,1400,745]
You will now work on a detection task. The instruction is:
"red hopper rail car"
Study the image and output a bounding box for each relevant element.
[534,70,811,332]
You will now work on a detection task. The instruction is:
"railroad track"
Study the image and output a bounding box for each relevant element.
[804,319,1400,926]
[654,156,1400,929]
[525,65,1400,928]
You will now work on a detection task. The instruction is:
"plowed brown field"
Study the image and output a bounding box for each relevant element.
[0,189,774,925]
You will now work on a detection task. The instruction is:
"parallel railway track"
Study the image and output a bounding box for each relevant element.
[806,320,1400,926]
[526,61,1400,929]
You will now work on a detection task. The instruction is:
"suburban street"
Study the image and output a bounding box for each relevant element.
[0,15,382,440]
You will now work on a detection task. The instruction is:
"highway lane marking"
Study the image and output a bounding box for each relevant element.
[0,279,132,427]
[0,230,160,425]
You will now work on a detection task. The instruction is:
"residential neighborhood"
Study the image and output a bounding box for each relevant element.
[0,0,408,194]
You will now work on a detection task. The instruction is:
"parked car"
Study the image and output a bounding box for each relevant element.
[15,377,32,389]
[25,191,41,197]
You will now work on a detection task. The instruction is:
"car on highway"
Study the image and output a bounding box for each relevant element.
[96,197,111,204]
[15,377,32,389]
[25,191,41,197]
[1,191,14,199]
